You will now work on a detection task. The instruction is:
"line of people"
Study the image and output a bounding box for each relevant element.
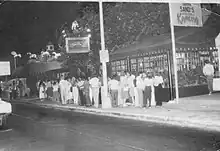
[108,71,164,108]
[37,75,102,108]
[37,71,164,109]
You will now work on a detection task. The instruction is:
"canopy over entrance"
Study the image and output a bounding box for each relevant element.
[12,61,66,78]
[110,24,220,60]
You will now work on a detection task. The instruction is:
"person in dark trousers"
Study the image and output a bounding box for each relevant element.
[143,73,153,108]
[203,60,215,95]
[153,72,164,106]
[108,75,119,107]
[83,78,91,107]
[0,85,2,98]
[12,81,17,100]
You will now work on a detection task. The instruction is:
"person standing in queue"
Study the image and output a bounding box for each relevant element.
[89,75,101,108]
[83,78,91,107]
[153,72,164,107]
[128,72,135,105]
[52,80,60,103]
[143,73,153,108]
[203,60,215,95]
[136,72,144,107]
[108,75,119,107]
[78,78,85,106]
[39,81,46,101]
[72,77,79,105]
[59,75,68,105]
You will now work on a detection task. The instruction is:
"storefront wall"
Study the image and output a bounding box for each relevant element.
[110,46,219,100]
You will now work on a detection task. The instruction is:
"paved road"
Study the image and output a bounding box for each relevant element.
[0,103,220,151]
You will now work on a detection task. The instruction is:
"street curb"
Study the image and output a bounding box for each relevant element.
[9,99,220,133]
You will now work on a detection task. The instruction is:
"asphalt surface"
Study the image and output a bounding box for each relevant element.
[0,103,220,151]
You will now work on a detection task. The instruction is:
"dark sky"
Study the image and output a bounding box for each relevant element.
[0,1,84,58]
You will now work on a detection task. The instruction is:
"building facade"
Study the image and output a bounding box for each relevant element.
[110,25,220,100]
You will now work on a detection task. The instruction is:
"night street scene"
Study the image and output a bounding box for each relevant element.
[1,1,220,151]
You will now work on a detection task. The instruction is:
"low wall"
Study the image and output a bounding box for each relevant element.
[161,84,209,102]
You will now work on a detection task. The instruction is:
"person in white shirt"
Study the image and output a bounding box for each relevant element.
[89,75,101,108]
[39,81,46,101]
[143,73,153,108]
[121,72,130,107]
[203,60,215,95]
[128,72,135,105]
[108,75,119,107]
[59,75,69,105]
[77,78,85,106]
[67,78,73,104]
[133,73,139,107]
[153,72,164,106]
[118,72,125,106]
[52,80,60,103]
[136,72,144,107]
[88,77,93,104]
[72,77,79,105]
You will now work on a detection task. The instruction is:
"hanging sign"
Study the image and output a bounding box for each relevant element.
[65,37,90,53]
[170,3,203,27]
[99,50,109,63]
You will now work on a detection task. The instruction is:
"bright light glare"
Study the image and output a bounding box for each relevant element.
[88,34,91,38]
[87,29,91,32]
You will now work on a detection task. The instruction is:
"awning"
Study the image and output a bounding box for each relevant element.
[110,25,219,60]
[11,66,27,78]
[27,61,65,75]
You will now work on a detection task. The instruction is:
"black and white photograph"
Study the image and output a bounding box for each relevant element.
[0,0,220,150]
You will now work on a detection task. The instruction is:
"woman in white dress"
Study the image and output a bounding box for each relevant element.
[39,81,46,101]
[72,77,79,105]
[88,77,93,104]
[128,72,135,105]
[136,72,144,107]
[67,78,73,103]
[133,73,139,107]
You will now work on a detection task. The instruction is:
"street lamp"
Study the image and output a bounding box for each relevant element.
[11,51,21,69]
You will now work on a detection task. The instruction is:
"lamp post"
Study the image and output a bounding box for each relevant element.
[11,51,21,69]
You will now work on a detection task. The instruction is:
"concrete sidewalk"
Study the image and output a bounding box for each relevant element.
[4,93,220,132]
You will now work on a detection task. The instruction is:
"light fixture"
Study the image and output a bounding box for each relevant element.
[11,51,16,56]
[86,28,91,32]
[15,54,21,58]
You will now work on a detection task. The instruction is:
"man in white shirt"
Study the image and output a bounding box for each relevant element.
[52,81,59,102]
[136,72,144,107]
[59,75,68,104]
[108,75,119,107]
[89,75,101,108]
[143,74,153,108]
[203,60,215,95]
[128,72,135,104]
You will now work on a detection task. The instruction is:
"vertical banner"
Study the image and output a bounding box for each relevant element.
[65,37,90,53]
[170,3,203,27]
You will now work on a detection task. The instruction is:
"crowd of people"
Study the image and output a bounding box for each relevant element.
[37,71,165,109]
[108,71,164,108]
[37,75,102,107]
[8,80,30,100]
